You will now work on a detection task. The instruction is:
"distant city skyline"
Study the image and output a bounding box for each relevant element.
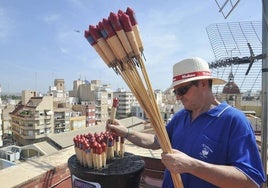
[0,0,262,93]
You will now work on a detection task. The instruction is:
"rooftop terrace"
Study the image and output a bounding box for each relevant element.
[0,117,164,188]
[0,116,265,188]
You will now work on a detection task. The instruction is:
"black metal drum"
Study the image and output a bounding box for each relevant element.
[68,152,145,188]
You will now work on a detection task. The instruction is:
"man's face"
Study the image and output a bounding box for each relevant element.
[173,80,200,110]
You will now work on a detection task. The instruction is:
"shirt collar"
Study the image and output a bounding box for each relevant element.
[207,102,231,117]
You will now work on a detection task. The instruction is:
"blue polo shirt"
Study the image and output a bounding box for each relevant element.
[162,102,265,188]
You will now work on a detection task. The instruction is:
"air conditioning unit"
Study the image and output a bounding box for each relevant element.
[5,150,20,162]
[6,151,15,162]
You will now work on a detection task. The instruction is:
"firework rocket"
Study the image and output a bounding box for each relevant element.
[84,30,111,67]
[89,25,117,66]
[101,18,128,63]
[109,12,134,58]
[119,13,140,57]
[107,135,114,160]
[126,7,144,53]
[101,141,107,168]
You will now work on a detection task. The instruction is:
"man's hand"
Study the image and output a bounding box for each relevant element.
[161,149,194,174]
[106,119,128,138]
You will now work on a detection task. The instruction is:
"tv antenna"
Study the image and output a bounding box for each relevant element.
[214,0,240,19]
[206,21,265,92]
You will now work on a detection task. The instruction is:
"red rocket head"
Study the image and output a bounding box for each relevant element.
[126,7,137,26]
[119,13,132,32]
[112,98,119,108]
[84,30,96,45]
[102,18,116,38]
[89,25,102,41]
[109,12,122,31]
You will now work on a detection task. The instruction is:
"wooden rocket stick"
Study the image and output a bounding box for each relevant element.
[91,141,98,169]
[96,143,103,170]
[107,135,114,160]
[84,142,93,168]
[101,142,107,168]
[82,140,88,167]
[120,137,125,158]
[109,98,119,158]
[114,134,120,156]
[78,137,84,165]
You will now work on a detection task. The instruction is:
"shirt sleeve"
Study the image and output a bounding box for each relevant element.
[227,110,266,186]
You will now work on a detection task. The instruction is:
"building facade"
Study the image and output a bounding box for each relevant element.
[72,104,96,127]
[53,107,71,133]
[10,91,54,146]
[0,106,3,147]
[69,79,113,123]
[113,89,137,119]
[48,79,69,102]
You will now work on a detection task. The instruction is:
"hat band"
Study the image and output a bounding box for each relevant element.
[173,71,211,82]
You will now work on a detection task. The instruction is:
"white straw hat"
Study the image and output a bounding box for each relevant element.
[171,57,226,88]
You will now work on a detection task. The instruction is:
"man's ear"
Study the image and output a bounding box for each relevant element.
[200,80,208,88]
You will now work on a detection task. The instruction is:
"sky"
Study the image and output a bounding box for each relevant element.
[0,0,262,94]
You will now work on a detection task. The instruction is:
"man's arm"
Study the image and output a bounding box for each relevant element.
[107,119,161,150]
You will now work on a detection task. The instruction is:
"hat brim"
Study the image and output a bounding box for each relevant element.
[171,76,226,88]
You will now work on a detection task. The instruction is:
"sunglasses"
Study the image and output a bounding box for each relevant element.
[173,82,196,96]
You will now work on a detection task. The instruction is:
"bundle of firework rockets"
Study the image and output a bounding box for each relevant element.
[84,7,144,71]
[73,98,123,170]
[83,7,183,188]
[73,131,124,170]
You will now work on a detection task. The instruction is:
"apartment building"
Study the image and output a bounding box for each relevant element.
[72,103,96,127]
[48,79,69,102]
[53,107,71,133]
[131,105,147,120]
[85,104,96,126]
[69,116,86,130]
[94,90,108,123]
[1,105,15,137]
[69,79,113,123]
[9,78,93,145]
[154,89,163,105]
[113,88,138,119]
[0,105,3,147]
[10,90,54,146]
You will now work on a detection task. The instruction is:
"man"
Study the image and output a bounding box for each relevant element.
[107,57,265,188]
